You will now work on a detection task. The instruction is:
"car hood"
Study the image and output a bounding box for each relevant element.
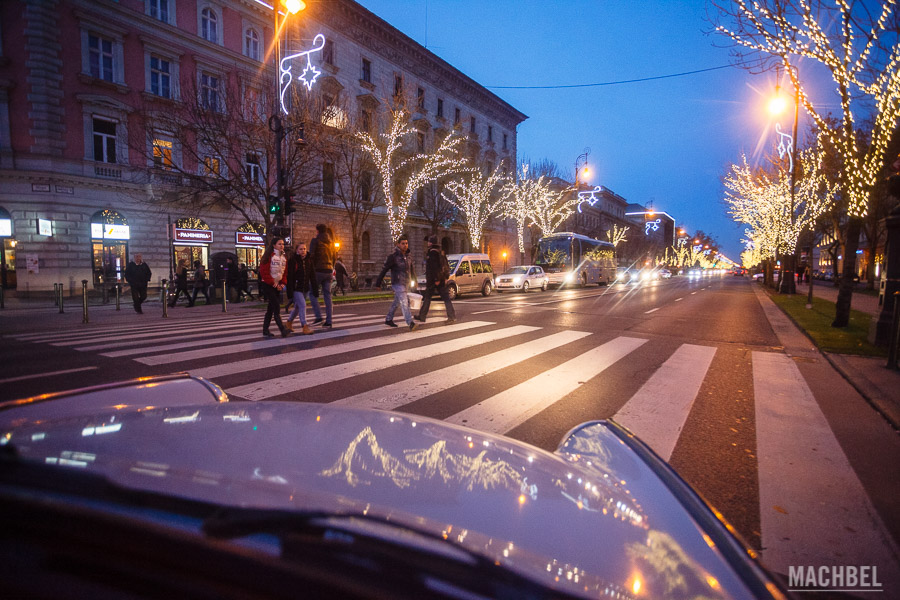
[2,401,773,599]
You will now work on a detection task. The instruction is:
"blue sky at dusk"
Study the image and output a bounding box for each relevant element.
[352,0,797,263]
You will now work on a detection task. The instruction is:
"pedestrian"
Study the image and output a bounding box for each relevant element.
[237,263,253,301]
[225,257,240,302]
[190,260,210,305]
[169,258,193,307]
[334,256,349,296]
[123,253,152,314]
[416,235,456,325]
[286,242,316,335]
[258,236,289,338]
[309,223,336,328]
[376,233,419,331]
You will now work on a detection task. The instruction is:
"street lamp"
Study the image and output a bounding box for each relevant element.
[574,147,591,190]
[501,249,508,272]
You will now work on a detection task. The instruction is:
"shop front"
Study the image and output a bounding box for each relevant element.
[90,210,130,287]
[172,218,213,274]
[235,222,265,271]
[0,207,15,289]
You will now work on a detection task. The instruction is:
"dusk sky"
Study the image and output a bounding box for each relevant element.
[353,0,807,263]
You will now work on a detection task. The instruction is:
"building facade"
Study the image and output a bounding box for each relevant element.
[0,0,525,295]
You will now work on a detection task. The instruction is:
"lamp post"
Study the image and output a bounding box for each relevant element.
[768,64,800,295]
[269,1,306,238]
[574,147,590,190]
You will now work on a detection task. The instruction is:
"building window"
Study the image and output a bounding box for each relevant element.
[153,138,174,169]
[503,133,508,150]
[200,72,220,111]
[149,0,170,22]
[454,108,460,126]
[394,75,403,98]
[362,172,373,204]
[417,87,425,110]
[202,156,220,176]
[470,116,476,133]
[244,28,260,61]
[201,7,217,43]
[92,118,117,163]
[487,125,493,143]
[361,58,371,83]
[417,131,425,152]
[437,98,444,118]
[322,163,335,197]
[245,153,261,184]
[150,55,171,98]
[361,231,370,260]
[323,39,334,66]
[360,109,372,133]
[89,34,114,82]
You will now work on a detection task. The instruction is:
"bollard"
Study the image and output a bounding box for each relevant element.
[54,283,59,306]
[161,279,169,319]
[58,283,64,314]
[115,283,121,311]
[81,280,89,324]
[888,292,900,370]
[222,280,227,313]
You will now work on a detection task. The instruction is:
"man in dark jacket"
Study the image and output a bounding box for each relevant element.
[416,236,456,324]
[376,234,418,331]
[309,223,336,328]
[124,253,152,313]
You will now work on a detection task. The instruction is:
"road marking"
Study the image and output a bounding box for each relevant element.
[691,291,697,295]
[674,297,683,302]
[446,336,648,434]
[189,321,493,378]
[644,307,660,314]
[0,366,98,384]
[753,351,899,575]
[613,344,717,461]
[333,330,591,410]
[227,325,538,401]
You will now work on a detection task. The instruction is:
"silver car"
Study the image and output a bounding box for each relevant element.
[495,265,549,292]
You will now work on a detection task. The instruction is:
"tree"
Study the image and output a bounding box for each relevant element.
[354,106,469,242]
[443,162,511,251]
[130,75,322,239]
[712,0,900,325]
[605,225,630,248]
[500,163,537,256]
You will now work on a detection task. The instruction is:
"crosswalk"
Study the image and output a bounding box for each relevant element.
[5,309,898,584]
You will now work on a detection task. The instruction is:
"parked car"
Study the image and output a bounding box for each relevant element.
[495,265,549,292]
[0,374,787,599]
[752,272,765,281]
[417,253,494,300]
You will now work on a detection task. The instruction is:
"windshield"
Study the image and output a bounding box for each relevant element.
[447,258,459,272]
[535,238,571,273]
[505,266,528,275]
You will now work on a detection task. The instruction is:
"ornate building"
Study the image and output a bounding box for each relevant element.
[0,0,525,294]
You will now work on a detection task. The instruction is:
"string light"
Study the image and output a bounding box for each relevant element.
[443,163,511,250]
[605,225,629,248]
[279,33,326,113]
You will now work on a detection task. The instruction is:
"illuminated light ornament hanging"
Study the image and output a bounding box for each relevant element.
[279,33,326,114]
[774,123,794,172]
[645,219,661,235]
[576,186,603,213]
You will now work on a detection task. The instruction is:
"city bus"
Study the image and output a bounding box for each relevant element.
[535,232,617,287]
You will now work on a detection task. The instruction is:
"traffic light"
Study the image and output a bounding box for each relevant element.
[267,195,282,217]
[284,194,295,216]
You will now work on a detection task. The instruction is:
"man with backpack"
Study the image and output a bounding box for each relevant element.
[415,235,456,325]
[308,223,336,328]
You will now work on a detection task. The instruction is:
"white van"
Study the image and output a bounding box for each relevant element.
[417,253,494,300]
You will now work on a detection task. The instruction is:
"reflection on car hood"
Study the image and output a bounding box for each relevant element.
[2,402,771,599]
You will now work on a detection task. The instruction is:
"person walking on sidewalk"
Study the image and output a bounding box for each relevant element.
[190,260,210,305]
[309,223,336,328]
[416,236,456,325]
[237,263,253,301]
[124,253,152,314]
[169,258,192,307]
[376,233,419,331]
[334,256,349,296]
[258,237,289,338]
[286,242,316,335]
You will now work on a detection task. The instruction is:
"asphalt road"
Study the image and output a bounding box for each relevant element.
[2,274,899,591]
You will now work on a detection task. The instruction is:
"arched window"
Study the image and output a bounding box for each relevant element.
[361,231,370,260]
[244,28,260,60]
[201,7,217,43]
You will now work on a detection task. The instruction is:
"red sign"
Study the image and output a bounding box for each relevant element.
[236,232,265,246]
[174,228,213,243]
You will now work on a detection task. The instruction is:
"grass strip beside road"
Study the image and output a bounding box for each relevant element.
[768,292,886,357]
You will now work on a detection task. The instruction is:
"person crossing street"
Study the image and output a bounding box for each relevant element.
[123,253,151,314]
[416,236,456,325]
[376,234,418,331]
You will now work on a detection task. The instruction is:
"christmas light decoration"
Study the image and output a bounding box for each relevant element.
[714,1,900,217]
[499,163,537,254]
[576,186,603,213]
[280,33,326,114]
[443,163,511,250]
[644,219,661,235]
[605,225,629,248]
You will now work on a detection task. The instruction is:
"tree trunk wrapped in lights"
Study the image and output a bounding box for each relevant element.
[442,163,511,251]
[605,225,629,248]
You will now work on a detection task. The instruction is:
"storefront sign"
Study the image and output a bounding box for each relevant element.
[91,223,131,240]
[0,219,11,237]
[38,219,52,236]
[174,228,213,243]
[236,232,265,246]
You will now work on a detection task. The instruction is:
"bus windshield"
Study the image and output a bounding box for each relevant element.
[535,238,571,273]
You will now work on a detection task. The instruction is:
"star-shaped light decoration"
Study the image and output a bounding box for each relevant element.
[298,62,321,91]
[576,186,602,213]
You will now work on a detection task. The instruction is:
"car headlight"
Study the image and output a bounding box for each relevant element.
[564,273,575,283]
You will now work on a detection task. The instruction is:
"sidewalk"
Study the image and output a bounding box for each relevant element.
[762,281,900,430]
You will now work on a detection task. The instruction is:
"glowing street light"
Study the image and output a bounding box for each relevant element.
[283,0,306,13]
